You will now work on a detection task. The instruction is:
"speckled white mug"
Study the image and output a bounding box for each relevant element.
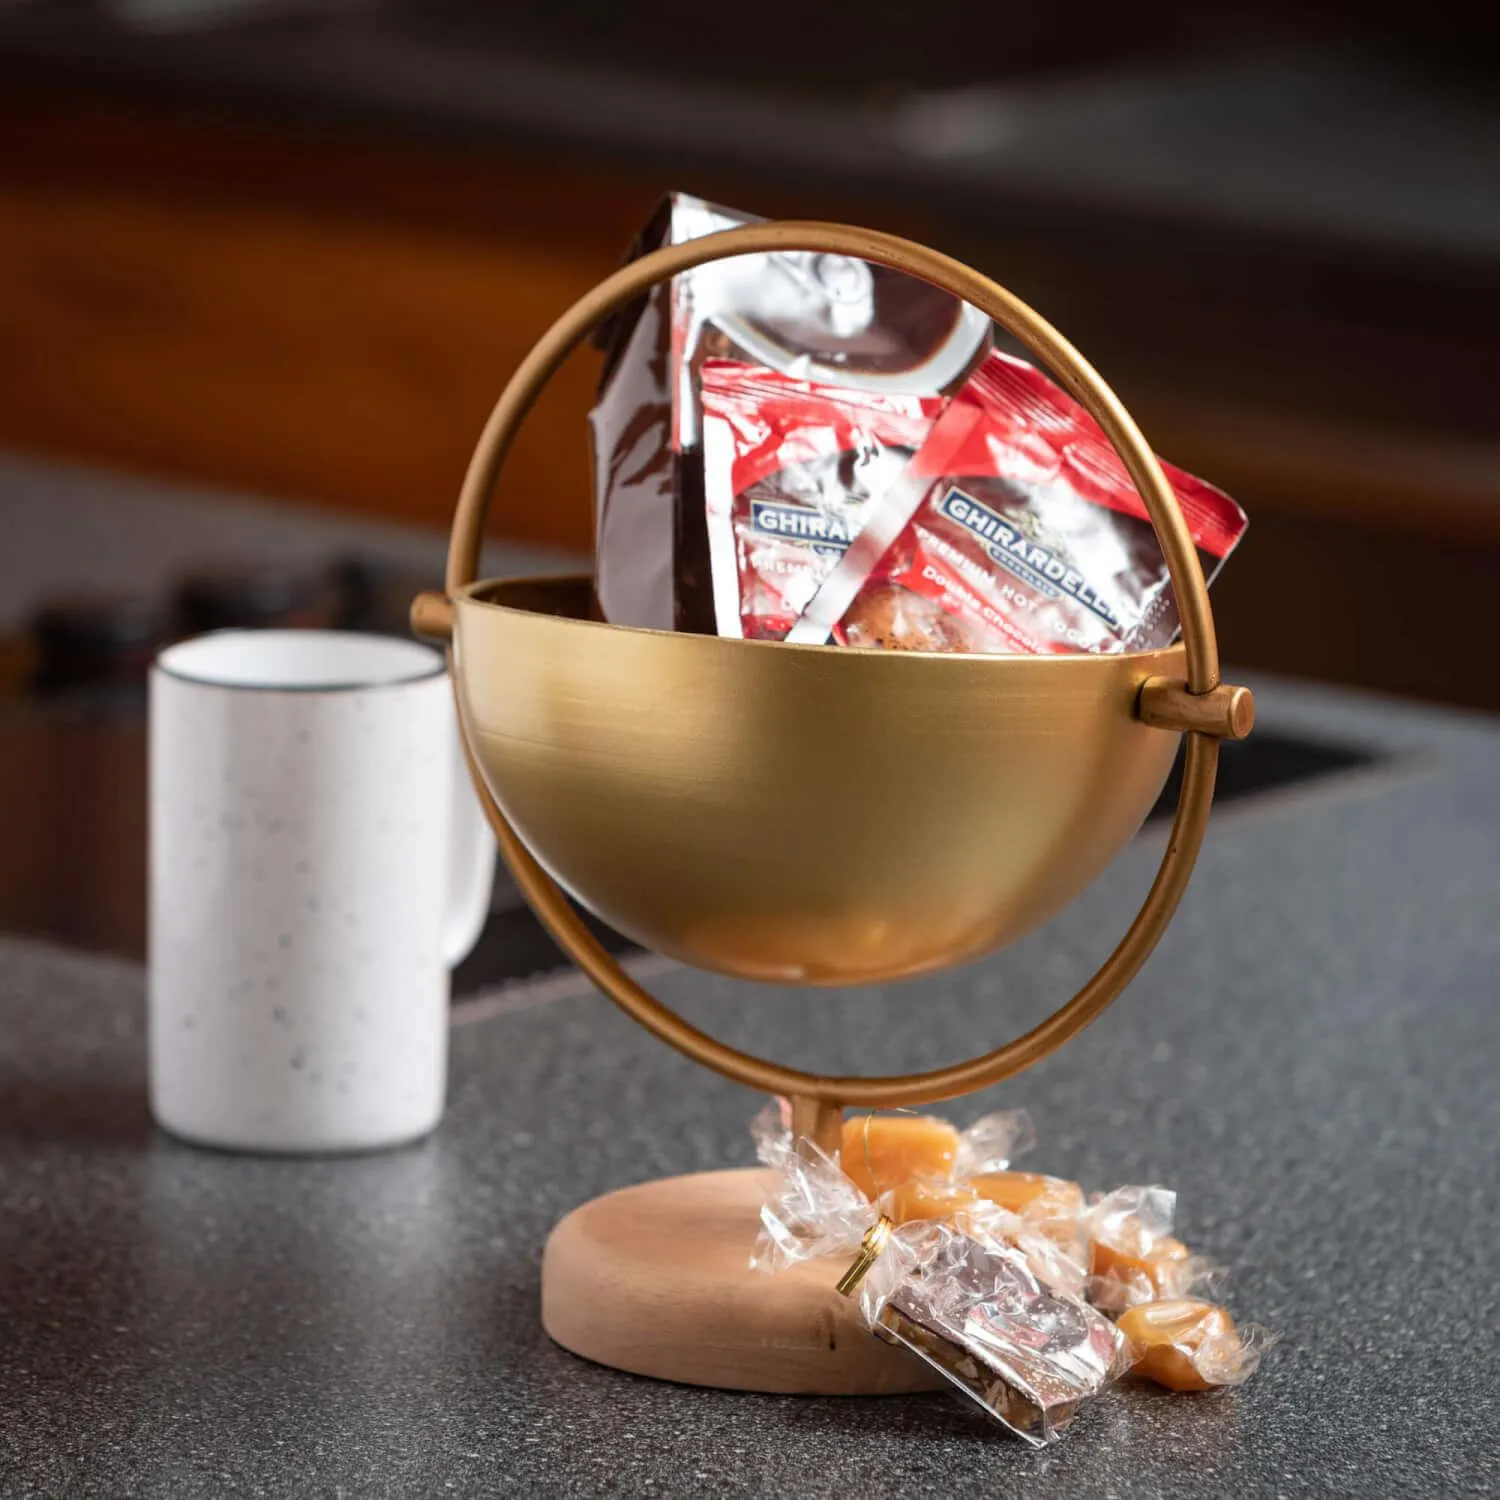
[149,630,495,1153]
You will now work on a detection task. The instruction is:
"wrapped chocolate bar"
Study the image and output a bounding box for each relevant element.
[589,193,989,632]
[750,1103,1130,1446]
[786,352,1247,653]
[871,1231,1132,1445]
[699,361,943,639]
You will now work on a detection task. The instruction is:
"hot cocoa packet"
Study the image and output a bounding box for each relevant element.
[698,361,944,640]
[786,352,1246,653]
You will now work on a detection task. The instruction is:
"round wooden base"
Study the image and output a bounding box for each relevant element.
[541,1167,943,1395]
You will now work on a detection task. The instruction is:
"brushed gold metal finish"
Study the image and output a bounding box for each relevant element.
[1139,678,1255,740]
[450,577,1220,1107]
[409,589,454,644]
[456,577,1183,986]
[432,221,1242,1108]
[836,1216,895,1299]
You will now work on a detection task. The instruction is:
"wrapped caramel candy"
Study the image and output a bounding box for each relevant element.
[828,1109,1089,1288]
[968,1169,1084,1219]
[750,1101,1268,1444]
[1118,1299,1270,1391]
[1085,1185,1219,1312]
[839,1112,959,1205]
[751,1103,1127,1445]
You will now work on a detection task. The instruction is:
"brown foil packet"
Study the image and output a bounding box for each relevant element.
[588,193,990,633]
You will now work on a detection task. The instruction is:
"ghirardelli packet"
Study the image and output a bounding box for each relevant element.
[699,360,943,640]
[588,193,991,632]
[786,352,1247,654]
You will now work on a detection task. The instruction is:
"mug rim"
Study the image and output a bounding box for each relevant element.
[155,628,446,694]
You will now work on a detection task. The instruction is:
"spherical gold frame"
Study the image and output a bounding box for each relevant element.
[415,221,1252,1145]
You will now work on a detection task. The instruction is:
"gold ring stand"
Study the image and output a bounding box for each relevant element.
[413,222,1253,1395]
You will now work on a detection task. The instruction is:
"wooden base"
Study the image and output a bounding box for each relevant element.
[541,1168,943,1395]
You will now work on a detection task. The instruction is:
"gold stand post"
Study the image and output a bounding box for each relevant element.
[790,1095,844,1161]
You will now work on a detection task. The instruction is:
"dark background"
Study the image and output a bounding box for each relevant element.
[0,1,1495,958]
[2,1,1497,699]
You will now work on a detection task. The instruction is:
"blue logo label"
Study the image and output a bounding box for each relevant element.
[749,501,852,555]
[937,487,1121,628]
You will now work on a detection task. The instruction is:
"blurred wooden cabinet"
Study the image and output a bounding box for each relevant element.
[3,86,1498,710]
[0,91,665,553]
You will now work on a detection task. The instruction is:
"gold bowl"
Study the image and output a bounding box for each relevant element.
[454,576,1184,986]
[414,220,1250,1109]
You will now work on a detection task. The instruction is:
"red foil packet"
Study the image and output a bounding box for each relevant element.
[787,353,1247,654]
[699,361,944,640]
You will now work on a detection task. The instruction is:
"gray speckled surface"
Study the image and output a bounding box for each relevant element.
[2,677,1498,1497]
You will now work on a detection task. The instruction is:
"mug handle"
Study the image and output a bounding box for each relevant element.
[442,716,497,967]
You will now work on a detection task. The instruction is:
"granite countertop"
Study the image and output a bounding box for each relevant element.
[2,675,1498,1496]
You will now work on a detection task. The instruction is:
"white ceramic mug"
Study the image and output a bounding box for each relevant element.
[149,630,495,1153]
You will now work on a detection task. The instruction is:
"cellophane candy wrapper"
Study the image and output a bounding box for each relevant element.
[874,1232,1133,1445]
[786,351,1247,653]
[1085,1184,1222,1313]
[1117,1300,1274,1390]
[751,1100,1273,1437]
[749,1099,881,1271]
[949,1106,1037,1176]
[588,192,990,633]
[749,1102,1131,1446]
[1191,1324,1270,1387]
[699,360,944,640]
[935,1107,1091,1298]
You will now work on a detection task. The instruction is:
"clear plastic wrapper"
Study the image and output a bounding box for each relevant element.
[950,1106,1037,1178]
[750,1102,1129,1445]
[874,1229,1132,1445]
[750,1099,877,1271]
[1085,1185,1221,1313]
[1117,1299,1274,1391]
[962,1200,1090,1301]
